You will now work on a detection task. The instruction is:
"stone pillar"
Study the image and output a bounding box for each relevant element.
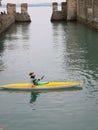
[67,0,77,21]
[21,3,28,14]
[52,2,58,12]
[93,0,98,22]
[86,0,93,21]
[62,2,67,19]
[7,3,16,15]
[62,2,67,12]
[77,0,86,19]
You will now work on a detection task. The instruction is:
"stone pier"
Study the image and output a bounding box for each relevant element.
[51,2,67,21]
[0,3,31,34]
[51,1,77,21]
[51,0,98,30]
[6,3,31,22]
[15,3,31,22]
[77,0,98,29]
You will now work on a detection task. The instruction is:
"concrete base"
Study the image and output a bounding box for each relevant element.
[15,13,31,22]
[51,11,66,21]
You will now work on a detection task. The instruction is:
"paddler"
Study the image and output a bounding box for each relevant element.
[29,72,44,86]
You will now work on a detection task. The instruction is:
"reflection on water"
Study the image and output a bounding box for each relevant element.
[65,23,98,87]
[29,86,82,105]
[51,22,98,87]
[0,23,30,52]
[0,22,31,83]
[0,35,5,71]
[30,91,39,104]
[3,23,30,50]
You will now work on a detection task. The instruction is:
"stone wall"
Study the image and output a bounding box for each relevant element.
[67,0,77,21]
[15,13,31,22]
[6,3,31,22]
[77,0,98,29]
[0,3,31,34]
[0,14,15,34]
[51,0,98,30]
[51,0,77,21]
[93,0,98,22]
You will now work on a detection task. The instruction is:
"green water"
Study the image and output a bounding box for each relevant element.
[0,6,98,130]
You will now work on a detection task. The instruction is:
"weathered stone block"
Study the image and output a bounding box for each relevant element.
[0,14,15,34]
[7,3,16,15]
[52,2,58,12]
[67,0,77,21]
[51,11,66,21]
[87,8,93,21]
[51,2,67,21]
[21,3,28,14]
[93,0,98,22]
[15,13,31,22]
[0,3,31,34]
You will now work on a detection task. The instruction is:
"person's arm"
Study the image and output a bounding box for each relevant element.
[38,76,44,81]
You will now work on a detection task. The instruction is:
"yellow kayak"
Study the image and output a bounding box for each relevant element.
[0,82,82,91]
